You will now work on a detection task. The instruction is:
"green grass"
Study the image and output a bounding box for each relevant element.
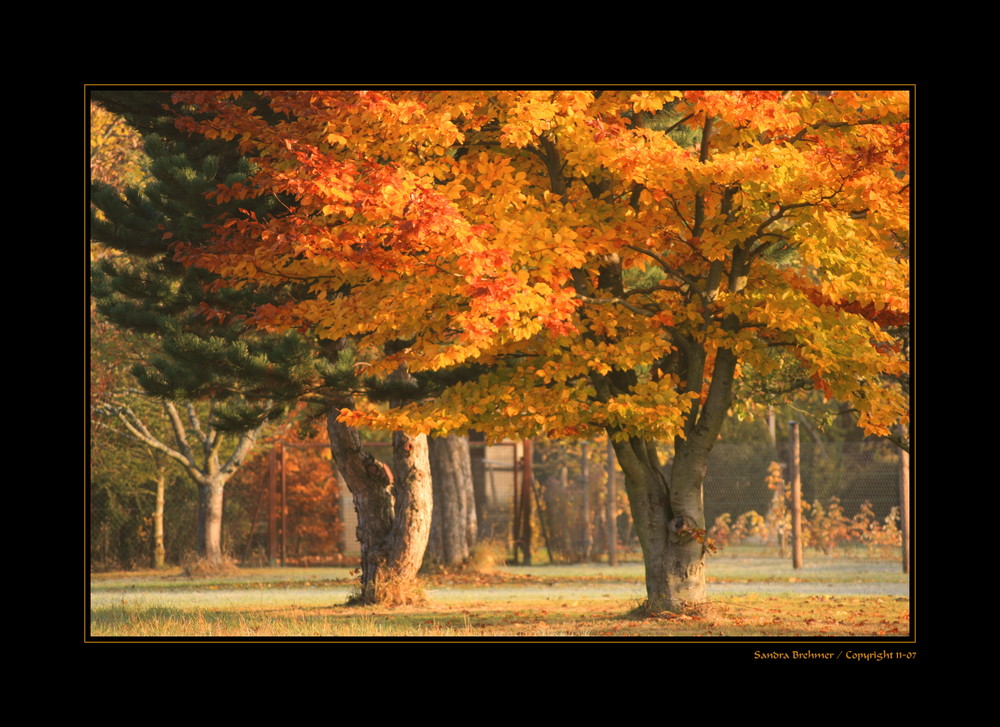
[89,550,910,639]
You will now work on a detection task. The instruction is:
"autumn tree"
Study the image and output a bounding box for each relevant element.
[172,89,910,613]
[90,101,150,193]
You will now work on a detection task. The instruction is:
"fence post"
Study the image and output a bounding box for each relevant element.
[267,447,278,566]
[580,441,592,560]
[898,425,910,574]
[512,439,534,565]
[279,443,286,567]
[789,421,803,569]
[607,437,618,567]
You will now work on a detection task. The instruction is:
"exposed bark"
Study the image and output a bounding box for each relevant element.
[326,398,433,605]
[605,438,617,566]
[468,430,489,537]
[596,340,739,613]
[608,434,710,612]
[426,435,477,568]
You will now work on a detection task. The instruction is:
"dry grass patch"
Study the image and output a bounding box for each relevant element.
[90,557,910,639]
[90,593,909,639]
[181,556,242,577]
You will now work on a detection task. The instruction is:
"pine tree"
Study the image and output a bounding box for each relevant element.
[90,89,310,567]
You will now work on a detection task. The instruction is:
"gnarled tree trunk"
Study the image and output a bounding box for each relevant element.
[426,435,477,568]
[611,434,714,612]
[327,400,433,605]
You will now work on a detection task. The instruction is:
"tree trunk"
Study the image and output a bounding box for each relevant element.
[426,435,477,567]
[153,470,166,569]
[327,404,433,605]
[608,340,738,612]
[659,439,711,607]
[106,401,257,571]
[196,478,227,567]
[542,445,573,559]
[469,430,497,539]
[612,435,710,612]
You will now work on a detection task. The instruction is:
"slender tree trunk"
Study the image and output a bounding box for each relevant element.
[153,470,166,569]
[327,402,433,605]
[426,435,477,567]
[196,484,208,558]
[539,444,572,560]
[204,481,226,566]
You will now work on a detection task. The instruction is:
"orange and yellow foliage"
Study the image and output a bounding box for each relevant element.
[171,89,910,441]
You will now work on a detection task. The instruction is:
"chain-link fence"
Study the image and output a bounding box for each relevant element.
[90,471,200,571]
[704,438,902,526]
[90,433,907,569]
[513,435,906,563]
[700,436,906,558]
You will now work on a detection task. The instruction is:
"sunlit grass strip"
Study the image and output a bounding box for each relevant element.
[90,594,909,639]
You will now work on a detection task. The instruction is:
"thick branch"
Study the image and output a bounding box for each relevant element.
[788,117,886,145]
[692,115,715,239]
[579,294,655,319]
[164,401,197,465]
[186,401,207,443]
[535,136,567,196]
[219,427,260,478]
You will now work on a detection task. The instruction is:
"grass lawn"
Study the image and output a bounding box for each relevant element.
[88,547,911,640]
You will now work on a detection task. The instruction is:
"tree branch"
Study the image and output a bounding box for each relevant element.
[164,401,197,466]
[788,117,886,145]
[692,115,715,239]
[623,244,710,309]
[220,427,260,477]
[579,294,656,318]
[98,401,192,471]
